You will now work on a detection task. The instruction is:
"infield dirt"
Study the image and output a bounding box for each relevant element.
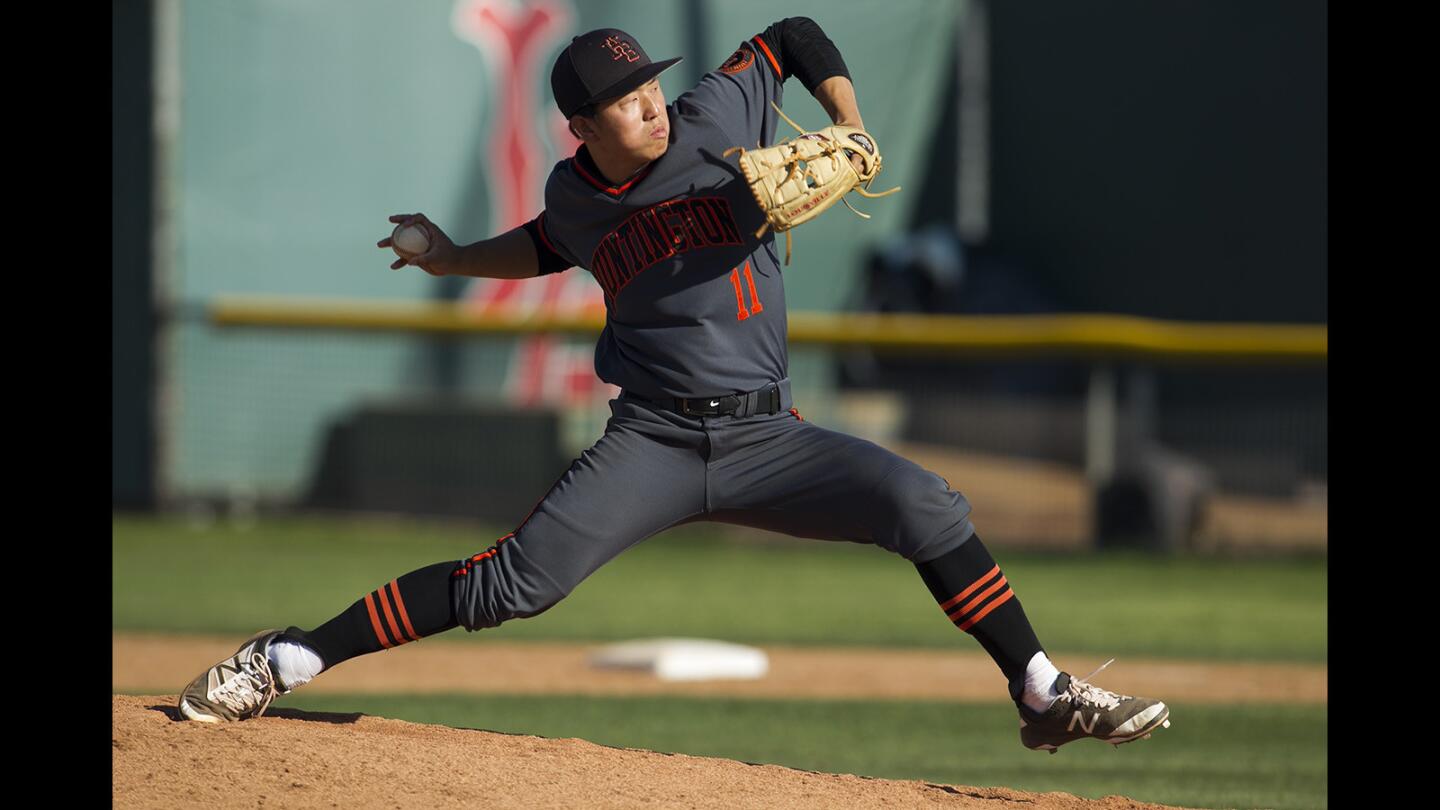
[114,633,1327,704]
[113,694,1198,809]
[115,634,1322,807]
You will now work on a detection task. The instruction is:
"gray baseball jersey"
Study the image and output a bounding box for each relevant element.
[452,39,975,632]
[538,38,789,400]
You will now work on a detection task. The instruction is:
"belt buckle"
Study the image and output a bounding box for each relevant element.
[679,398,717,416]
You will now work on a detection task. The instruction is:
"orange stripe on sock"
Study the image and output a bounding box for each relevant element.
[947,575,1009,623]
[958,588,1015,631]
[377,587,407,646]
[387,580,419,642]
[752,35,781,78]
[939,565,1001,612]
[364,593,393,649]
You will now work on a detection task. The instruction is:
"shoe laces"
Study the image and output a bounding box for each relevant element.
[1063,658,1131,711]
[210,651,278,717]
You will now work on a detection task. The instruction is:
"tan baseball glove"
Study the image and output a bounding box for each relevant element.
[724,102,901,264]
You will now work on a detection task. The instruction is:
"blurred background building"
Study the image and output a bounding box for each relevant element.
[113,0,1326,553]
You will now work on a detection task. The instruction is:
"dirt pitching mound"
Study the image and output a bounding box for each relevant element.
[114,696,1191,809]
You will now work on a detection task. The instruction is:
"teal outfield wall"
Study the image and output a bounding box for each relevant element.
[162,0,963,500]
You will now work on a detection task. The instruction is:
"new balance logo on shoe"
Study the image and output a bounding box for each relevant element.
[1067,712,1100,734]
[178,629,285,723]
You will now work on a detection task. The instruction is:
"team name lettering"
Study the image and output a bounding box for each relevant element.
[591,197,743,300]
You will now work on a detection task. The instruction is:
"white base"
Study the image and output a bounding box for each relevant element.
[589,638,769,682]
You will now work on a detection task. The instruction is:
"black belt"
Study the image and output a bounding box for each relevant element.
[623,382,783,418]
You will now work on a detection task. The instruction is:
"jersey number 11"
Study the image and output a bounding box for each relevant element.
[730,261,764,321]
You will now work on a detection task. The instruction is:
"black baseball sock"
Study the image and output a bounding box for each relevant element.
[914,532,1045,701]
[280,560,460,671]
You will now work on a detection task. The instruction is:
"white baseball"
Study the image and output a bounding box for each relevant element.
[391,223,431,258]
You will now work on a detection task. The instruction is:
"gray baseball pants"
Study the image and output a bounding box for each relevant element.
[451,378,976,630]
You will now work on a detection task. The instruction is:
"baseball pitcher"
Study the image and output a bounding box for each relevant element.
[179,17,1169,754]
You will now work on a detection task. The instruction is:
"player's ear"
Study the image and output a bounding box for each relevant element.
[569,112,597,141]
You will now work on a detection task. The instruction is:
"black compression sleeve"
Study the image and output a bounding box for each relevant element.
[521,214,574,276]
[757,17,852,93]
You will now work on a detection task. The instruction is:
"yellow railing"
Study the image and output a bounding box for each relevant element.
[209,295,1327,362]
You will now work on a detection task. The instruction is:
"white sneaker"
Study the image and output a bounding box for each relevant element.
[1017,659,1171,753]
[177,630,285,723]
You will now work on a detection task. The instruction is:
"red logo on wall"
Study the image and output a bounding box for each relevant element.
[453,0,615,409]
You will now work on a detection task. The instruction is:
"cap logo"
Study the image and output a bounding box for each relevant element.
[602,36,640,63]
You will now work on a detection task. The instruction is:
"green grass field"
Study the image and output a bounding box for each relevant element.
[114,514,1327,809]
[114,514,1326,662]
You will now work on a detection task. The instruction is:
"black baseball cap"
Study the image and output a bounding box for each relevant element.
[551,28,683,119]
